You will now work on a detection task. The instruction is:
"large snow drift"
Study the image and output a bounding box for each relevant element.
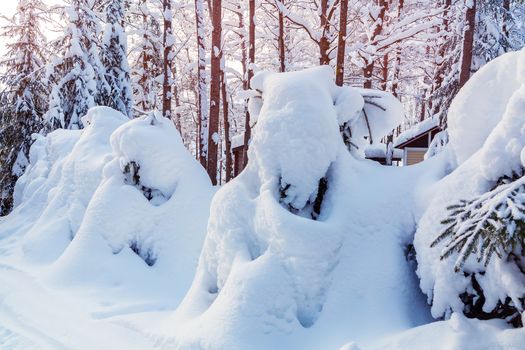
[0,107,213,315]
[169,66,441,350]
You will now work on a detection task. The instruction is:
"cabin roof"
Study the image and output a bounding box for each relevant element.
[394,117,440,149]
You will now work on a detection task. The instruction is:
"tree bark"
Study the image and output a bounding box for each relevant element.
[139,0,150,111]
[459,0,476,88]
[221,70,232,182]
[243,0,255,167]
[502,0,510,43]
[172,64,182,133]
[195,0,208,168]
[162,0,173,119]
[319,0,330,65]
[335,0,348,86]
[278,0,286,72]
[207,0,222,185]
[391,0,404,96]
[362,0,388,88]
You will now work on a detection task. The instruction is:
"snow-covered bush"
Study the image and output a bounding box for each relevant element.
[0,107,213,305]
[172,67,433,349]
[48,111,213,303]
[415,48,525,327]
[0,107,127,263]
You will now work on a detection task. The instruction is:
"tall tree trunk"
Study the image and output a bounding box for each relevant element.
[319,0,330,65]
[195,0,208,168]
[502,0,510,44]
[221,70,232,182]
[172,64,182,132]
[162,0,173,119]
[381,53,388,91]
[208,0,222,185]
[139,0,150,111]
[391,0,404,97]
[243,0,255,167]
[459,0,476,88]
[278,0,286,72]
[428,0,451,118]
[363,62,374,89]
[335,0,348,86]
[363,0,388,88]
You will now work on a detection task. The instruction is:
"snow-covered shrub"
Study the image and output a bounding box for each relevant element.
[415,48,525,327]
[48,111,212,302]
[172,66,433,349]
[0,107,127,263]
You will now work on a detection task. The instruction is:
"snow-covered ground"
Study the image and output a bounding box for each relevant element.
[1,53,525,349]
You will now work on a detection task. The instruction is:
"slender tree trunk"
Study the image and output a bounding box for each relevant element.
[459,0,476,88]
[139,0,150,111]
[363,62,374,89]
[221,70,232,182]
[207,0,222,185]
[162,0,173,119]
[391,0,404,96]
[429,0,451,118]
[335,0,348,86]
[319,0,330,65]
[381,53,388,91]
[243,0,255,167]
[172,64,182,132]
[195,0,208,168]
[363,0,388,88]
[278,0,286,72]
[502,0,510,44]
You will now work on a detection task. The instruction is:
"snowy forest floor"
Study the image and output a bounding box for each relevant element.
[0,154,522,350]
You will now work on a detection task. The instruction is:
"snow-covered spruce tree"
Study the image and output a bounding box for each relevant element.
[129,0,163,112]
[473,0,524,72]
[44,0,107,131]
[432,172,525,326]
[100,0,133,118]
[0,0,48,215]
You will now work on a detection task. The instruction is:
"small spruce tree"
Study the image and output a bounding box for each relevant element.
[0,0,48,215]
[100,0,133,117]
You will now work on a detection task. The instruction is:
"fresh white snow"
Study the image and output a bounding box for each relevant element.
[1,53,525,350]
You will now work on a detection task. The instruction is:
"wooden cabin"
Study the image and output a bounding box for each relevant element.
[232,134,246,177]
[394,118,441,166]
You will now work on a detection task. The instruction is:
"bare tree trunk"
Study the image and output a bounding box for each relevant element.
[459,0,476,88]
[243,0,255,167]
[221,70,232,182]
[207,0,222,185]
[139,0,150,111]
[363,62,374,89]
[363,0,388,88]
[428,0,451,118]
[195,0,208,168]
[381,53,389,91]
[319,0,330,65]
[162,0,173,119]
[278,0,286,72]
[502,0,510,44]
[172,64,182,132]
[391,0,404,97]
[335,0,348,86]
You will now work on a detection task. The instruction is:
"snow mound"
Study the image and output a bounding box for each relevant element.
[249,66,340,212]
[47,112,213,304]
[0,107,213,308]
[0,107,127,263]
[447,49,524,165]
[170,67,443,350]
[415,49,525,320]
